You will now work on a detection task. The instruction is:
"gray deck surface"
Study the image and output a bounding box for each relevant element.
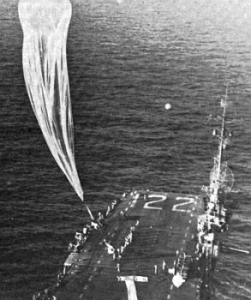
[55,191,205,300]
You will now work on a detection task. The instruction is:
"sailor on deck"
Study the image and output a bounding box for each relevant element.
[83,224,91,235]
[154,264,158,274]
[117,263,120,272]
[117,248,122,260]
[91,221,99,230]
[104,240,115,254]
[202,233,214,255]
[111,200,117,209]
[97,212,104,223]
[121,192,126,200]
[75,232,83,241]
[128,232,133,243]
[120,211,127,220]
[106,206,111,216]
[68,242,80,253]
[162,260,166,270]
[132,190,138,200]
[125,235,130,246]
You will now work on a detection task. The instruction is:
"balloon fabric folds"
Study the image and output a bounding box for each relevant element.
[18,0,84,201]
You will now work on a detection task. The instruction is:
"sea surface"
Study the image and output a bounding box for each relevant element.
[1,0,251,299]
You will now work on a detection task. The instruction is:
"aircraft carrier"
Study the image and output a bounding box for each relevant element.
[33,92,233,300]
[18,1,237,299]
[34,190,203,300]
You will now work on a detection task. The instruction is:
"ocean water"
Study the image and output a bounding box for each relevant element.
[1,0,251,299]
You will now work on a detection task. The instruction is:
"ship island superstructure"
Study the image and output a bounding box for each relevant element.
[33,93,234,300]
[197,89,233,299]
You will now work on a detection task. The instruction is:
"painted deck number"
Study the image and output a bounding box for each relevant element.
[143,194,166,210]
[172,197,194,213]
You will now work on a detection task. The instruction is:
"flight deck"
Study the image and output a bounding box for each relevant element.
[52,190,205,300]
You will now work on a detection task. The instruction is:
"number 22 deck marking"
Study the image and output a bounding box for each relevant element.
[143,194,194,212]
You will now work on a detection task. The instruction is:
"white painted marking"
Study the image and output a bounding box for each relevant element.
[88,276,93,282]
[125,279,138,300]
[144,194,166,210]
[117,276,148,282]
[97,260,101,264]
[189,220,192,223]
[167,295,171,299]
[125,207,128,211]
[117,276,148,300]
[94,267,97,271]
[170,284,173,290]
[172,197,195,212]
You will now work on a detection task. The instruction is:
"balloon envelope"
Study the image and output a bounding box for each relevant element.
[18,0,84,200]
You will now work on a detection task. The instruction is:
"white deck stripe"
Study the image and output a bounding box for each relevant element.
[125,279,138,300]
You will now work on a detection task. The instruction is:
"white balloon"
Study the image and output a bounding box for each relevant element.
[165,103,172,110]
[18,0,84,201]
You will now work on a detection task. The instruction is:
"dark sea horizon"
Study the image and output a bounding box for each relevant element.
[1,0,251,299]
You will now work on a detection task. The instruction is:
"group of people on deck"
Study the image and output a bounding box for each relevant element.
[103,219,140,271]
[68,225,91,253]
[67,199,119,254]
[196,191,227,256]
[33,199,120,300]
